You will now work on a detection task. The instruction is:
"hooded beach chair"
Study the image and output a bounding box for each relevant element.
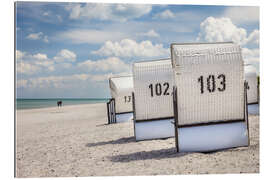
[171,42,249,152]
[244,64,259,115]
[244,64,259,104]
[132,59,175,141]
[107,76,134,124]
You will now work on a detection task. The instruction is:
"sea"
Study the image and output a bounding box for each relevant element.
[16,98,110,110]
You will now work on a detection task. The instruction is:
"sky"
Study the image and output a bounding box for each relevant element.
[15,2,259,98]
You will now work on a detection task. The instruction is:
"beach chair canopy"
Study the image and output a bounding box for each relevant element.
[133,59,174,120]
[171,42,245,126]
[109,76,133,114]
[244,64,258,104]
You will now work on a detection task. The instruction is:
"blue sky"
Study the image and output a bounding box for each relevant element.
[16,2,259,98]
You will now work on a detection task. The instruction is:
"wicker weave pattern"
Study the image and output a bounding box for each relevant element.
[133,59,174,120]
[171,43,244,126]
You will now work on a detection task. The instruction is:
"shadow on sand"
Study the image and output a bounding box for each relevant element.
[107,144,253,162]
[108,147,189,162]
[85,136,135,147]
[95,123,110,127]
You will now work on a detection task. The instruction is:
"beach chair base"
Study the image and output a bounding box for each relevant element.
[116,112,133,123]
[134,119,175,141]
[172,82,250,152]
[132,92,175,141]
[176,121,248,152]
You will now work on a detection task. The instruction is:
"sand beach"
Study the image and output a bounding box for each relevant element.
[15,103,259,177]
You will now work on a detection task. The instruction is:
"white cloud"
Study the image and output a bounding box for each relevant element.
[197,17,259,46]
[242,47,259,73]
[17,61,41,75]
[16,50,53,75]
[89,74,111,82]
[53,49,76,63]
[78,57,130,73]
[26,32,49,43]
[92,39,169,58]
[18,72,128,89]
[43,11,50,16]
[60,63,72,69]
[16,50,25,60]
[223,6,259,25]
[242,48,259,59]
[153,9,175,19]
[196,17,259,73]
[17,79,28,88]
[242,48,260,73]
[26,32,43,40]
[34,60,54,68]
[66,4,81,19]
[58,29,127,44]
[43,35,49,43]
[137,29,159,38]
[33,53,48,60]
[65,3,152,21]
[246,29,259,46]
[25,76,72,88]
[16,49,76,75]
[88,72,130,82]
[16,50,49,62]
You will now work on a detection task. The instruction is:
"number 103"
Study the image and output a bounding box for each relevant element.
[198,74,226,94]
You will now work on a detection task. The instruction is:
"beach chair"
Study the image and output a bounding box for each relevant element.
[171,42,249,152]
[244,64,259,115]
[245,64,259,104]
[132,59,175,141]
[107,76,134,124]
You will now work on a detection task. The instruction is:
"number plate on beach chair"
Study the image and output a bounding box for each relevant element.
[171,42,249,152]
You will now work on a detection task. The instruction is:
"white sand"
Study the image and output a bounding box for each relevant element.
[16,103,259,177]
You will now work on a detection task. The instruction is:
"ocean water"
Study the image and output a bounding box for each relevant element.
[16,98,110,110]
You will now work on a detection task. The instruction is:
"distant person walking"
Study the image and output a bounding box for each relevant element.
[57,100,62,107]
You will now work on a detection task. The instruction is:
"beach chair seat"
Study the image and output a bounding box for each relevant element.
[107,76,134,124]
[171,42,249,152]
[132,59,175,141]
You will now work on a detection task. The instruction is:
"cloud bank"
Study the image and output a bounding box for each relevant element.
[65,3,152,22]
[92,39,169,58]
[197,17,259,46]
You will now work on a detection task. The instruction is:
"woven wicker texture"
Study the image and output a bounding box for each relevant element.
[171,43,244,126]
[244,65,258,104]
[109,76,133,113]
[133,59,174,120]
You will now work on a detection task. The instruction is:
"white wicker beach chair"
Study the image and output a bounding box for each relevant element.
[244,64,259,115]
[132,59,175,141]
[171,42,249,152]
[107,76,134,124]
[244,64,259,104]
